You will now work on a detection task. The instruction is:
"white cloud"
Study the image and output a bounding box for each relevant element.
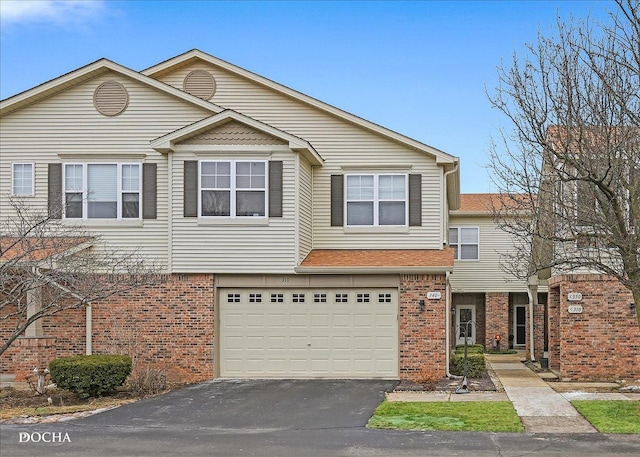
[0,0,106,27]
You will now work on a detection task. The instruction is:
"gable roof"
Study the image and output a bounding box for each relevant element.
[451,193,534,217]
[150,109,324,165]
[296,249,454,274]
[143,49,459,166]
[0,58,223,117]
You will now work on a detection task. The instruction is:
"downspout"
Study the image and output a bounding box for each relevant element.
[86,304,92,355]
[34,268,92,355]
[442,162,459,249]
[526,281,538,362]
[442,162,459,378]
[445,271,456,378]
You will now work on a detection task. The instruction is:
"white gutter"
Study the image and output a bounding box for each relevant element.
[443,163,459,378]
[85,304,92,355]
[442,163,459,245]
[445,271,453,377]
[294,266,453,275]
[167,156,173,273]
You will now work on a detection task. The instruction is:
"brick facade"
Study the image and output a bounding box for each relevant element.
[547,274,640,382]
[399,274,447,381]
[1,274,215,383]
[485,292,509,349]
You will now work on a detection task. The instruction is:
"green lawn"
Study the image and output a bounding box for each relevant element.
[571,401,640,434]
[367,401,524,432]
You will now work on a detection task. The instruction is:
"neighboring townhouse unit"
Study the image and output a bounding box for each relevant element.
[448,194,548,356]
[0,50,460,383]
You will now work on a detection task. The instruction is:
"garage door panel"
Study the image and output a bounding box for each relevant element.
[220,288,398,378]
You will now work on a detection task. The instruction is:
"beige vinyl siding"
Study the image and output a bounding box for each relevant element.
[0,71,211,268]
[298,156,313,263]
[156,62,445,250]
[170,150,298,273]
[449,215,529,293]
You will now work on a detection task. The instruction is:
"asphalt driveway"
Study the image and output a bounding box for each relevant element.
[2,379,640,457]
[80,378,396,430]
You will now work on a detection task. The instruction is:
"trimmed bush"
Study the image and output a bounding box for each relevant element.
[455,344,485,354]
[450,353,486,378]
[49,354,132,398]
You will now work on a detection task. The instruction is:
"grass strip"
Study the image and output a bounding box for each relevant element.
[571,401,640,434]
[367,400,524,432]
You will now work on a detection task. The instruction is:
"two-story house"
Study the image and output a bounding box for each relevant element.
[2,51,638,385]
[1,50,460,383]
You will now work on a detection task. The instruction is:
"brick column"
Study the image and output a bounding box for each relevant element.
[11,337,57,381]
[399,274,447,381]
[485,292,509,349]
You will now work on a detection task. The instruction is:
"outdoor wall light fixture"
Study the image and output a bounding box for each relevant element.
[630,303,636,312]
[419,300,425,312]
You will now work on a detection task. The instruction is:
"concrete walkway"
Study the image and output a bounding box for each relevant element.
[388,353,639,433]
[484,353,597,433]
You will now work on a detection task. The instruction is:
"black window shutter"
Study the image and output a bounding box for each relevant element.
[48,163,62,219]
[409,174,422,226]
[184,161,198,217]
[142,163,157,219]
[269,161,283,217]
[330,174,344,227]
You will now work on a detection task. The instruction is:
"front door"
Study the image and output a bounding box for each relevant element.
[456,305,476,346]
[514,305,526,346]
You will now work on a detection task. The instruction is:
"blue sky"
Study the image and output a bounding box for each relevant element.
[0,0,614,192]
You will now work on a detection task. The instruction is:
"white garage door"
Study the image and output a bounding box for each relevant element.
[220,288,398,378]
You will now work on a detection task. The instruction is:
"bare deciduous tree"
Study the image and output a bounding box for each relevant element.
[487,0,640,325]
[0,198,161,356]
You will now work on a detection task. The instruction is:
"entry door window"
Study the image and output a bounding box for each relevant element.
[514,305,526,346]
[456,305,476,345]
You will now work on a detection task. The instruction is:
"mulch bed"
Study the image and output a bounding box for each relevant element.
[0,386,135,409]
[395,371,497,392]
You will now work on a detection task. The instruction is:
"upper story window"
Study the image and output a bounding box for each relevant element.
[12,163,34,196]
[63,163,141,219]
[449,227,479,260]
[345,174,407,226]
[200,160,266,217]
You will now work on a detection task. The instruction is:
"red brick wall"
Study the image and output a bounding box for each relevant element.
[91,273,215,383]
[549,274,640,382]
[399,274,447,381]
[547,286,561,370]
[475,295,486,347]
[1,274,215,384]
[485,292,509,349]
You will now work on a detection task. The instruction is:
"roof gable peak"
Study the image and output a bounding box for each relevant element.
[143,49,458,165]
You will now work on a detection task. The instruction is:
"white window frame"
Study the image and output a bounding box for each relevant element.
[11,163,34,196]
[198,160,268,219]
[449,226,480,261]
[344,173,408,227]
[62,162,142,220]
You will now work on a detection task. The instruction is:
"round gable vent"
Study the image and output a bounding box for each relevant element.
[183,70,216,100]
[93,81,129,117]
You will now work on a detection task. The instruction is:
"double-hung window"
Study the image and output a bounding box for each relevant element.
[449,227,479,260]
[200,160,266,217]
[12,163,34,196]
[345,174,407,226]
[63,163,141,219]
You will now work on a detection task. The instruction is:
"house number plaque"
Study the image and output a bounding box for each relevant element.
[426,291,442,300]
[567,292,582,301]
[568,305,584,314]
